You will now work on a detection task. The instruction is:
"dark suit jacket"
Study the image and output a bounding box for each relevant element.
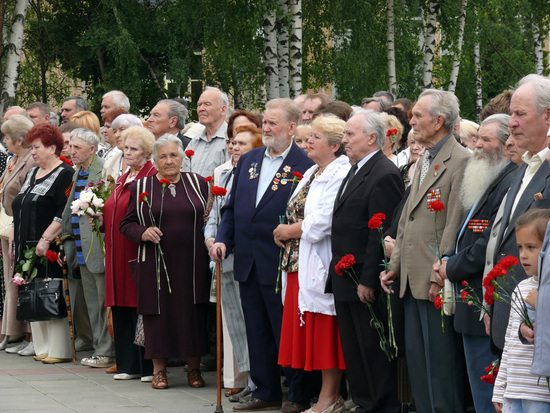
[177,131,192,149]
[445,161,518,336]
[216,142,314,285]
[491,160,550,350]
[327,151,404,302]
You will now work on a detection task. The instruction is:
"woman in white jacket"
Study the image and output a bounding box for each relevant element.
[274,115,350,413]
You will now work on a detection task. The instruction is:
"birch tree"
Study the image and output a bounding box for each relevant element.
[277,0,290,98]
[473,8,482,118]
[386,0,396,96]
[422,0,439,90]
[264,11,279,100]
[447,0,467,93]
[289,0,302,97]
[532,17,544,75]
[0,0,29,113]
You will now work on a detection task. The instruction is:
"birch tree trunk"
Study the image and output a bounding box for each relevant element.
[474,9,483,119]
[289,0,302,98]
[533,17,544,75]
[277,0,290,98]
[0,0,29,113]
[386,0,396,96]
[264,11,279,100]
[422,0,439,90]
[448,0,467,93]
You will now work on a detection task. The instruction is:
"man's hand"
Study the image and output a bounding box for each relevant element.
[432,259,447,286]
[358,284,376,303]
[484,313,491,337]
[380,270,397,294]
[209,242,226,263]
[520,322,535,344]
[428,282,442,302]
[383,236,395,258]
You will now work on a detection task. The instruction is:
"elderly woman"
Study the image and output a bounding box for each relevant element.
[101,108,127,161]
[104,114,144,180]
[12,124,74,363]
[120,134,210,390]
[400,129,425,188]
[205,123,263,398]
[91,127,156,380]
[0,115,35,352]
[274,115,350,413]
[61,128,115,368]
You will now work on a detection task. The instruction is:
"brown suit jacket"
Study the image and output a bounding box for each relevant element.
[390,136,470,300]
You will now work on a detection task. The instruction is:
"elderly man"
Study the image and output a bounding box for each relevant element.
[211,99,314,413]
[181,87,228,177]
[3,106,26,119]
[62,128,114,368]
[61,96,89,123]
[482,74,550,356]
[328,110,404,412]
[434,114,518,413]
[27,102,51,125]
[100,90,130,120]
[300,93,330,121]
[381,89,470,413]
[147,99,190,148]
[361,97,389,112]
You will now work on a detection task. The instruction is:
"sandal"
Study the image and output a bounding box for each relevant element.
[187,368,205,388]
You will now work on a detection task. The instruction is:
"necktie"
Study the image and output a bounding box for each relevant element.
[340,163,358,199]
[419,151,430,185]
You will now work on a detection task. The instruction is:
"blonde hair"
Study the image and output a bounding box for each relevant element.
[69,110,101,139]
[379,113,404,142]
[310,114,346,156]
[122,126,155,158]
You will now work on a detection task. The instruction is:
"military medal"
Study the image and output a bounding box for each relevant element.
[468,219,489,233]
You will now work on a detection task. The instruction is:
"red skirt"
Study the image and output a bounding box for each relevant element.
[278,272,346,371]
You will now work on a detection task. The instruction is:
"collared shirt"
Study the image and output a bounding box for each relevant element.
[256,143,293,206]
[510,146,550,216]
[180,122,228,178]
[426,133,453,166]
[340,149,379,194]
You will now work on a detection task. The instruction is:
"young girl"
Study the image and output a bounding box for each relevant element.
[492,208,550,413]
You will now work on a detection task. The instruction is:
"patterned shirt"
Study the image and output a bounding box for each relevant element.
[71,168,89,265]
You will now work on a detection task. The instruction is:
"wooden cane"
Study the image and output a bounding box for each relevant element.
[215,259,223,413]
[57,237,76,364]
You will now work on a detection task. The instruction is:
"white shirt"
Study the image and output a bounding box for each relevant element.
[511,147,549,216]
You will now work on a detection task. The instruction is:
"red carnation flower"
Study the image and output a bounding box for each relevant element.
[205,176,213,183]
[429,200,445,212]
[434,296,443,310]
[139,192,149,203]
[462,280,468,286]
[159,178,170,186]
[292,171,303,181]
[372,212,386,221]
[461,290,468,301]
[211,186,227,197]
[368,217,383,229]
[386,128,398,137]
[335,262,344,276]
[59,156,73,166]
[46,250,59,263]
[484,285,495,306]
[185,150,195,158]
[480,374,496,384]
[499,255,519,269]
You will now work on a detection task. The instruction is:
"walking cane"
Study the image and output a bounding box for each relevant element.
[215,255,223,412]
[57,236,76,364]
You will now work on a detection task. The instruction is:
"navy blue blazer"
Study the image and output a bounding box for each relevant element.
[216,142,314,285]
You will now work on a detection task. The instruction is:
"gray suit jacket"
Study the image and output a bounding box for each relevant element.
[62,156,105,275]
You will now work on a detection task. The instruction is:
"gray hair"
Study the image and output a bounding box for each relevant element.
[517,74,550,115]
[27,102,50,116]
[112,114,143,129]
[103,90,130,111]
[49,112,59,127]
[265,98,300,124]
[481,114,511,144]
[373,90,395,103]
[70,127,99,149]
[418,89,460,132]
[351,109,386,149]
[153,133,185,163]
[204,86,229,108]
[157,99,188,129]
[63,96,89,112]
[361,97,389,112]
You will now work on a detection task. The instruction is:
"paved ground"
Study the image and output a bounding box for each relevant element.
[0,347,239,413]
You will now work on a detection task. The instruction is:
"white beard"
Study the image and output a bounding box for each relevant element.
[460,149,507,210]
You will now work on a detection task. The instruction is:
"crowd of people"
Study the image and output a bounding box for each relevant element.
[0,75,549,413]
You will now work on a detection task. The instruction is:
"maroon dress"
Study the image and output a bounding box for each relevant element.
[120,173,210,359]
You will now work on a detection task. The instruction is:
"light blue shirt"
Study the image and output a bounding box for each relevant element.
[255,143,293,206]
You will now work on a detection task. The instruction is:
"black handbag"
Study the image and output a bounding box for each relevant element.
[16,279,68,322]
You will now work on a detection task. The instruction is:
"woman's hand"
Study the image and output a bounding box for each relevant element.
[35,239,50,257]
[205,238,215,251]
[87,214,104,228]
[141,226,163,244]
